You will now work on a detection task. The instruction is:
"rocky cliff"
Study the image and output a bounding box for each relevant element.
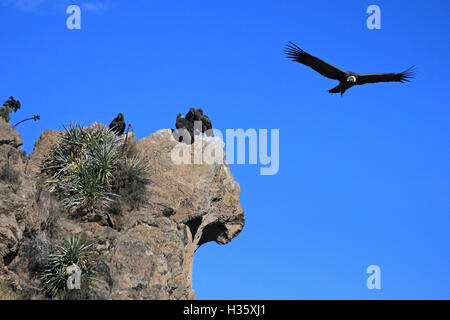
[0,118,244,299]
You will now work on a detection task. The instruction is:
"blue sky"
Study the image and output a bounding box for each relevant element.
[1,0,449,299]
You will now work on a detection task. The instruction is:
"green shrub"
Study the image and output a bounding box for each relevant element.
[42,124,120,213]
[112,155,149,211]
[41,236,97,298]
[25,232,52,275]
[42,123,149,215]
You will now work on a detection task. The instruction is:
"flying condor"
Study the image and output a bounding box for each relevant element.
[285,41,415,96]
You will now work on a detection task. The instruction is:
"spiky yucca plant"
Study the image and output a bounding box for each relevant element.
[41,236,96,298]
[42,123,121,213]
[121,156,148,184]
[42,123,149,215]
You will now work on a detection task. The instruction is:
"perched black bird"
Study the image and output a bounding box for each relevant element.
[109,113,126,136]
[175,114,195,144]
[185,107,202,134]
[184,108,214,137]
[197,109,214,137]
[185,107,198,123]
[285,42,415,96]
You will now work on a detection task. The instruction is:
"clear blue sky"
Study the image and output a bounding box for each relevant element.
[1,0,449,299]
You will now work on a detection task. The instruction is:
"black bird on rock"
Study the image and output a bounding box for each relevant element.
[185,107,197,123]
[175,114,195,144]
[197,109,214,137]
[184,108,214,137]
[109,113,126,136]
[285,42,415,96]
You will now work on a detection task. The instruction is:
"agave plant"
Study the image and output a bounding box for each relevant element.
[59,165,116,211]
[42,123,87,184]
[41,236,96,298]
[42,122,150,214]
[121,156,148,182]
[42,123,121,213]
[88,128,119,185]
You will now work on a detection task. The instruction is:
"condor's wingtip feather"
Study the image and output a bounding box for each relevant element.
[399,65,416,82]
[284,41,306,60]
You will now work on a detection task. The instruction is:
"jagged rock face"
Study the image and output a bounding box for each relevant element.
[136,129,244,248]
[0,118,23,148]
[0,123,244,300]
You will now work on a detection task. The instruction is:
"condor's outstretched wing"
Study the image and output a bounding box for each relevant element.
[357,66,415,85]
[285,42,346,80]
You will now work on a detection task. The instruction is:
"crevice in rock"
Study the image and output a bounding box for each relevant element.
[162,207,175,217]
[3,248,18,266]
[197,221,227,246]
[185,217,202,239]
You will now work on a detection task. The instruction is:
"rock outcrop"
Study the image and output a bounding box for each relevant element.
[0,118,23,148]
[0,121,244,300]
